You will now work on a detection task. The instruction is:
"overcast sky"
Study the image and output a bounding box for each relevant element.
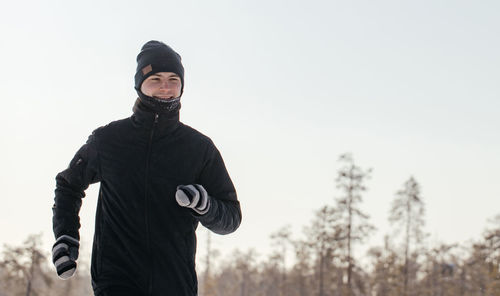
[1,0,499,269]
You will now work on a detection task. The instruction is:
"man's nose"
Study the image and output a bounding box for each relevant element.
[160,81,172,89]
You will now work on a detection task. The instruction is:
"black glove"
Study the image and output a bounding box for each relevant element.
[175,184,211,215]
[52,235,79,279]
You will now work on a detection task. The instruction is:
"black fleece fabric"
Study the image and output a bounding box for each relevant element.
[52,100,241,296]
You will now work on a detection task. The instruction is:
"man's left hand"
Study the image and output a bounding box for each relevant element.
[175,184,211,215]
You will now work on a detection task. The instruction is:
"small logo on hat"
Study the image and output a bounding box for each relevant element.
[142,64,153,75]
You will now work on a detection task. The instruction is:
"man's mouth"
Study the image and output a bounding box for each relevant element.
[153,96,175,101]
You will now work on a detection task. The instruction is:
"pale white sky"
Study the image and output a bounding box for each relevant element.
[0,0,499,270]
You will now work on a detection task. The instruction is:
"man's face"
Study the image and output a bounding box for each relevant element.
[141,72,182,100]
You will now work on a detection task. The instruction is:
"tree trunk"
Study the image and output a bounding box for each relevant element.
[319,250,324,296]
[25,280,32,296]
[205,231,211,287]
[404,200,411,296]
[346,183,353,296]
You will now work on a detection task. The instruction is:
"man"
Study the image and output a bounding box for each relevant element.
[51,40,242,296]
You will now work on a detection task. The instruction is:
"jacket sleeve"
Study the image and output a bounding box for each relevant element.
[52,132,101,240]
[195,140,241,235]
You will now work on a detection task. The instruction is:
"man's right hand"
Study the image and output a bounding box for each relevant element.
[52,235,79,279]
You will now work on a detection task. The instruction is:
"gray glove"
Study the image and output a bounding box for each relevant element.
[176,184,211,215]
[52,235,79,279]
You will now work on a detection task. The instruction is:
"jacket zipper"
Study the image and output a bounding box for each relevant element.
[145,113,159,296]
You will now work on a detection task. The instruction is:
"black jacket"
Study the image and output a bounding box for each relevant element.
[52,101,242,295]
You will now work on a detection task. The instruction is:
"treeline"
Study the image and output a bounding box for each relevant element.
[198,154,500,296]
[0,233,92,296]
[1,154,499,296]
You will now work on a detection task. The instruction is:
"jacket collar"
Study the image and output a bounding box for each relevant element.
[131,98,180,134]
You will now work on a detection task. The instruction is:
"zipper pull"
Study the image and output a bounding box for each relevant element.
[154,114,159,123]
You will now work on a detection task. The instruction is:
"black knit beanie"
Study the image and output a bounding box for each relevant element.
[134,40,184,96]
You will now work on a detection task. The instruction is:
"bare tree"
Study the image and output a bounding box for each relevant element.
[289,239,313,296]
[0,234,52,296]
[367,236,402,296]
[420,243,462,296]
[232,249,259,296]
[270,225,292,296]
[200,229,220,296]
[304,205,343,296]
[334,153,375,296]
[389,176,426,296]
[481,215,500,295]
